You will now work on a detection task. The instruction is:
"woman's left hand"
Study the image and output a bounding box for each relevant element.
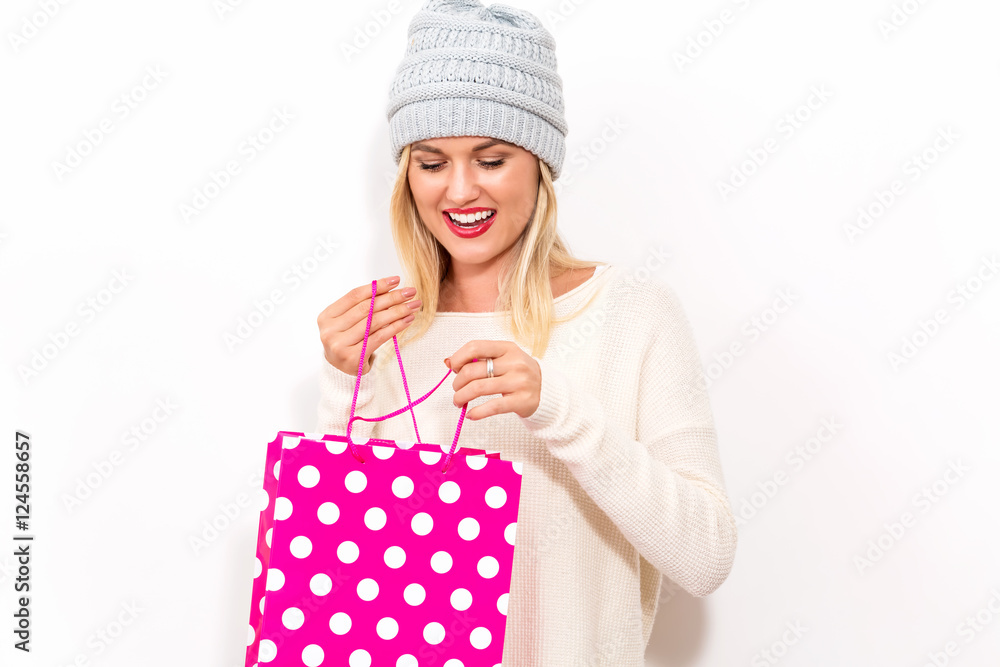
[445,340,541,420]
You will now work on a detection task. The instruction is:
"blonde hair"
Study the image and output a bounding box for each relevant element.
[381,143,605,366]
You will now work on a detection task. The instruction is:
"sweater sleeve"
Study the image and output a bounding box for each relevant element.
[519,280,737,598]
[315,352,379,443]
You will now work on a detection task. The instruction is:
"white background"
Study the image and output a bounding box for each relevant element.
[2,0,999,665]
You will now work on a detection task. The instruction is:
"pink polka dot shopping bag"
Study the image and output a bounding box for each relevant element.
[244,281,524,666]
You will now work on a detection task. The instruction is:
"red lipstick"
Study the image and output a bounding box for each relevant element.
[442,207,496,239]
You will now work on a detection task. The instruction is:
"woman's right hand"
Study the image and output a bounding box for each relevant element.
[317,276,421,377]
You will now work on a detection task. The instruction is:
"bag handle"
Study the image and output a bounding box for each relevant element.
[346,279,469,473]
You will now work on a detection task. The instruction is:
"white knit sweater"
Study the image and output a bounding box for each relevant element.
[314,263,738,666]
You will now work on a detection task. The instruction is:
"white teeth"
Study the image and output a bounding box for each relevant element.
[447,210,495,226]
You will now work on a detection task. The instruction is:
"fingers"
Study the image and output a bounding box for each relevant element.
[340,291,422,346]
[448,340,510,376]
[365,309,418,354]
[453,375,513,408]
[318,276,400,322]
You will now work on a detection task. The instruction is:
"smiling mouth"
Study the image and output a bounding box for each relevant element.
[446,210,497,228]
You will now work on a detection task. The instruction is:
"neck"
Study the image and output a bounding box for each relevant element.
[439,257,506,313]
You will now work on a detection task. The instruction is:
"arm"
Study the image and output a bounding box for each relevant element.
[519,281,737,597]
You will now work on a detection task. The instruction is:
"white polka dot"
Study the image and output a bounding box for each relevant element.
[265,527,272,547]
[450,588,472,611]
[255,488,270,511]
[458,517,480,540]
[329,612,352,634]
[470,627,492,649]
[274,497,293,521]
[357,578,379,601]
[254,557,262,578]
[444,660,464,667]
[438,480,461,503]
[384,545,406,569]
[246,624,255,646]
[282,435,300,449]
[396,440,415,449]
[485,486,507,508]
[310,573,332,596]
[318,501,340,525]
[376,616,399,639]
[419,450,442,465]
[504,522,517,546]
[423,621,446,645]
[337,541,359,563]
[372,445,395,459]
[298,465,320,488]
[478,556,499,578]
[259,596,266,614]
[403,583,425,605]
[349,650,371,667]
[392,476,414,498]
[364,507,387,530]
[430,551,453,573]
[302,644,324,667]
[290,536,312,558]
[282,607,304,630]
[326,439,347,454]
[396,655,418,667]
[497,593,509,615]
[272,461,281,480]
[465,455,488,470]
[258,639,277,662]
[512,461,523,474]
[411,512,433,535]
[266,568,284,591]
[345,470,367,493]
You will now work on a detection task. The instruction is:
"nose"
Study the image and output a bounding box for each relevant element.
[445,159,480,206]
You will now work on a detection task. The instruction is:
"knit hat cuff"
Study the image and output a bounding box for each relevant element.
[388,97,566,180]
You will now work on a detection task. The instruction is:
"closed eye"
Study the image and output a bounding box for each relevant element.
[418,159,506,172]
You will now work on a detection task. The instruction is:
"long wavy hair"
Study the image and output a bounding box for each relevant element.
[379,142,605,368]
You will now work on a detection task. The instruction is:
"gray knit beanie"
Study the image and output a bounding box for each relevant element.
[385,0,568,180]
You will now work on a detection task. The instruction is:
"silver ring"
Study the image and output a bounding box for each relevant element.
[486,357,494,379]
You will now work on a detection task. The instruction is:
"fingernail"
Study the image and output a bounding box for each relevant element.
[444,357,451,367]
[401,287,416,298]
[407,300,422,310]
[387,276,400,285]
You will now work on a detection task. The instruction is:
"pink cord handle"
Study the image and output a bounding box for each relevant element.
[346,279,470,473]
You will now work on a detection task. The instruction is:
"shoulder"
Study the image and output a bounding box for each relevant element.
[599,265,698,344]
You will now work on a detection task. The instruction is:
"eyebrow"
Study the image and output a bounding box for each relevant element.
[411,139,516,154]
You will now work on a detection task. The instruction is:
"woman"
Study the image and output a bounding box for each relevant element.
[316,0,737,664]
